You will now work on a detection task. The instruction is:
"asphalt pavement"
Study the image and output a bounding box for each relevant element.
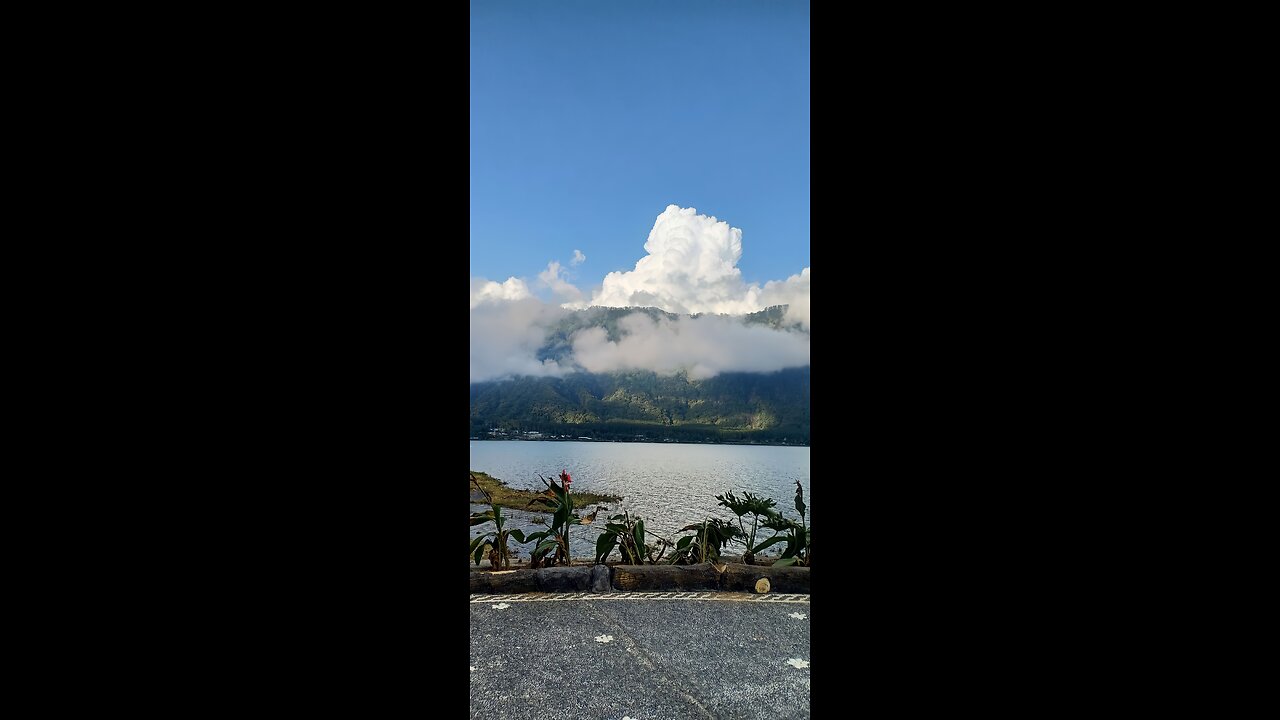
[469,593,811,719]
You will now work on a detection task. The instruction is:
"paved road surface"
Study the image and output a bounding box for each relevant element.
[469,592,811,720]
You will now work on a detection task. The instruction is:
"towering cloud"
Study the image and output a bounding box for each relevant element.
[580,205,809,330]
[586,205,764,315]
[469,205,811,383]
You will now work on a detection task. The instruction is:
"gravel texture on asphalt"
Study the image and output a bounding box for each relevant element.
[469,596,810,719]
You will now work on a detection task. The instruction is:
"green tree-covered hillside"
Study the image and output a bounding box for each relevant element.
[469,367,810,445]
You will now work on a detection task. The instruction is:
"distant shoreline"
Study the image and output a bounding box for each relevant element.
[471,470,621,511]
[468,437,809,448]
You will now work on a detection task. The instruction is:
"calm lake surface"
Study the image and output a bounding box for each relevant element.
[470,440,810,561]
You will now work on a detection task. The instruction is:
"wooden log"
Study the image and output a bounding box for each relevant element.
[720,563,810,593]
[469,569,538,594]
[611,564,721,591]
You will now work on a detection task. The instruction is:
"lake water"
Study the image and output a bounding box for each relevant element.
[470,440,810,562]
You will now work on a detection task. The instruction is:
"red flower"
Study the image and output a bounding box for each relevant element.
[560,469,572,490]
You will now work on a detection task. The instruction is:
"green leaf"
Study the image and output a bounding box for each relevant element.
[517,530,546,545]
[470,534,490,555]
[751,535,788,553]
[470,512,495,527]
[493,505,502,522]
[795,482,806,519]
[715,524,741,542]
[595,533,618,564]
[534,540,559,556]
[677,535,693,549]
[634,519,645,554]
[772,556,799,567]
[509,529,527,544]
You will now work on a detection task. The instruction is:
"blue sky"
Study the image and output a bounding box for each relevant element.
[470,0,810,290]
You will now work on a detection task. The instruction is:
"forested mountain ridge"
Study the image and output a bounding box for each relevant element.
[470,366,810,445]
[470,304,810,444]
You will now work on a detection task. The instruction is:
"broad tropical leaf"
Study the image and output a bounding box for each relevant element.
[595,534,618,564]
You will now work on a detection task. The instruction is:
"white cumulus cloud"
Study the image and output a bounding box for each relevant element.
[538,261,584,304]
[759,267,810,330]
[469,276,531,309]
[589,205,763,315]
[584,205,809,328]
[470,205,810,382]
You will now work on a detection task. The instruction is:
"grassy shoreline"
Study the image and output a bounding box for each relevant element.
[470,471,622,512]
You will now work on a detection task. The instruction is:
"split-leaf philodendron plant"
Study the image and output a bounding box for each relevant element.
[757,480,809,567]
[715,490,779,565]
[470,472,808,569]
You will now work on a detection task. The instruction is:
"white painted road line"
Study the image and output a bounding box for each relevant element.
[469,592,810,603]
